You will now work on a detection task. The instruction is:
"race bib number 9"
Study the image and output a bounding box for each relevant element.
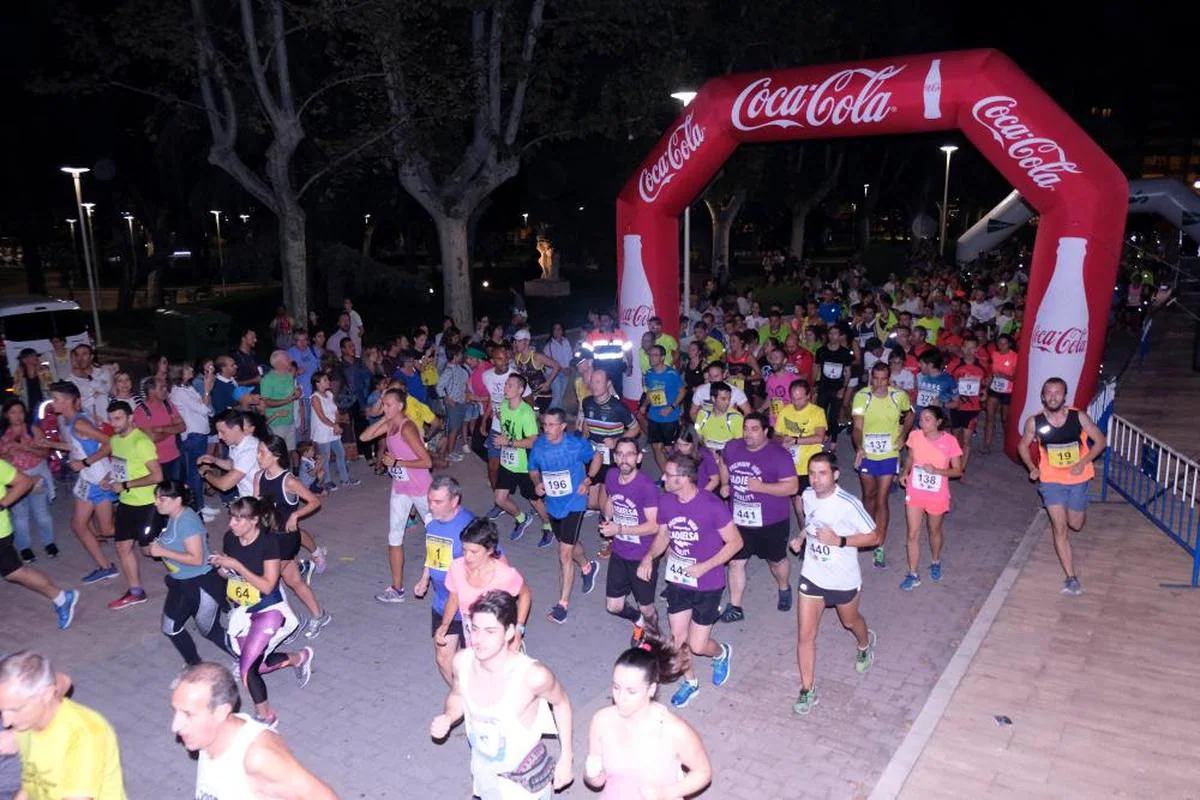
[543,470,572,498]
[647,389,668,407]
[425,536,453,571]
[732,501,763,528]
[864,433,891,455]
[1046,442,1081,468]
[957,378,981,397]
[226,579,261,607]
[499,447,520,469]
[911,466,944,492]
[665,553,698,588]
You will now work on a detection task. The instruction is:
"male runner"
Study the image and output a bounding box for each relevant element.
[640,344,686,473]
[776,379,828,532]
[0,464,80,629]
[814,324,854,442]
[581,368,639,508]
[643,453,741,708]
[198,409,261,500]
[598,438,662,646]
[415,476,477,685]
[693,382,744,454]
[949,337,988,472]
[689,362,753,418]
[790,453,879,715]
[494,374,553,542]
[103,400,163,610]
[1017,377,1106,595]
[718,413,798,622]
[482,344,529,513]
[529,408,602,624]
[431,590,574,799]
[762,347,799,426]
[852,362,913,570]
[170,662,336,798]
[914,350,955,417]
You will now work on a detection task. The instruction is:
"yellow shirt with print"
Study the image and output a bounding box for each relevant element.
[695,408,743,452]
[776,402,828,474]
[851,387,911,460]
[0,459,15,539]
[17,698,126,800]
[108,429,158,506]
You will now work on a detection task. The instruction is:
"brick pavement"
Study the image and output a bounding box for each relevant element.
[889,502,1200,798]
[1,434,1041,799]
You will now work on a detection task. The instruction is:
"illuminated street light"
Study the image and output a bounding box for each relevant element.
[939,145,959,257]
[210,210,226,292]
[59,167,103,345]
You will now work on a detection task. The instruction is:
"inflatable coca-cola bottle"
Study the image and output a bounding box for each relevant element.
[619,234,655,400]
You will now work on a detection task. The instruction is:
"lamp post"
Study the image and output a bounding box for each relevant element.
[939,144,958,258]
[210,210,225,292]
[62,168,104,344]
[671,90,697,333]
[121,213,138,275]
[81,200,105,345]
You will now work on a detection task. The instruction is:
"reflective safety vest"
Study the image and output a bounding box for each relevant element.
[581,329,631,363]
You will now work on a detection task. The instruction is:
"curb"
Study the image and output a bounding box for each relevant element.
[868,508,1049,800]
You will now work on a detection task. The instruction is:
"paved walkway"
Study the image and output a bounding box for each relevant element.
[2,433,1040,798]
[882,501,1200,798]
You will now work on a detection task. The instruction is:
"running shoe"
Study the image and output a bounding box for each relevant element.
[547,603,569,624]
[777,587,793,612]
[19,548,35,564]
[712,643,732,687]
[630,624,645,649]
[537,528,554,548]
[295,647,314,688]
[326,484,339,493]
[298,560,315,585]
[929,561,943,583]
[56,589,79,631]
[375,586,406,603]
[449,452,465,462]
[670,680,700,708]
[461,443,472,454]
[1062,576,1083,596]
[282,617,306,647]
[312,546,328,574]
[899,573,921,591]
[719,605,745,623]
[346,478,362,488]
[303,612,332,639]
[873,547,887,569]
[792,688,819,715]
[45,543,59,559]
[254,712,279,729]
[486,505,506,520]
[856,629,877,674]
[511,515,535,542]
[597,540,612,559]
[108,589,148,610]
[580,560,599,595]
[584,508,600,518]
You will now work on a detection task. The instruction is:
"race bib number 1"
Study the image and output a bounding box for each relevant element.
[543,470,572,498]
[425,536,453,571]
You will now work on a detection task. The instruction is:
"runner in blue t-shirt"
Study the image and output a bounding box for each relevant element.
[640,345,686,474]
[914,350,955,416]
[529,408,602,625]
[414,476,477,686]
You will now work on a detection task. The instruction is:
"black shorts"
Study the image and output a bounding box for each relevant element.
[664,583,723,626]
[551,511,586,546]
[496,467,538,500]
[990,391,1012,406]
[606,554,658,606]
[0,536,23,578]
[275,530,302,562]
[162,570,227,635]
[115,502,162,544]
[431,608,464,639]
[647,420,681,445]
[797,577,859,608]
[734,520,790,563]
[950,409,980,429]
[793,476,810,496]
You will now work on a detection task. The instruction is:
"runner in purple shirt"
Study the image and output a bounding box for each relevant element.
[718,413,800,624]
[599,438,662,647]
[644,453,742,709]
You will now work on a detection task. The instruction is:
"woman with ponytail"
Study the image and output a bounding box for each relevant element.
[584,639,712,799]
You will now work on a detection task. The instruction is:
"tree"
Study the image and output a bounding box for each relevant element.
[787,144,845,259]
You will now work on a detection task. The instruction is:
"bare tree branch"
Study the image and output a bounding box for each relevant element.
[109,80,216,119]
[502,0,545,146]
[297,72,386,118]
[488,2,506,138]
[297,120,406,199]
[269,0,295,114]
[239,0,282,126]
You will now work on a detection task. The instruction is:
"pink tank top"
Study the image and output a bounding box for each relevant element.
[387,422,431,496]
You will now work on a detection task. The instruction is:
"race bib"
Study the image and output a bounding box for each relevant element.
[911,466,944,492]
[732,501,763,528]
[665,552,698,588]
[822,362,844,380]
[499,447,520,469]
[110,458,129,482]
[864,433,892,455]
[707,439,726,452]
[424,535,453,571]
[729,376,745,391]
[957,378,981,397]
[990,376,1012,393]
[595,444,611,465]
[73,478,91,501]
[388,465,409,481]
[1046,442,1080,468]
[647,389,668,407]
[806,537,833,563]
[789,443,802,463]
[916,389,938,407]
[543,470,572,498]
[226,579,261,607]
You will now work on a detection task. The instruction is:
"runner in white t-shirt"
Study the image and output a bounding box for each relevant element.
[480,345,530,520]
[788,452,879,716]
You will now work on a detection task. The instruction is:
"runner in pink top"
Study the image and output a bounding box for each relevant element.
[898,406,964,592]
[359,388,432,603]
[436,518,531,649]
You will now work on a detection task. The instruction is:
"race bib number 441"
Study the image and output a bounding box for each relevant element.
[732,501,763,528]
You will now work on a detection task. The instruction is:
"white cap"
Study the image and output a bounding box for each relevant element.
[513,329,531,341]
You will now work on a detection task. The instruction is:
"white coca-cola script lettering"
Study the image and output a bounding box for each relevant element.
[970,96,1082,189]
[731,66,905,132]
[1030,326,1087,355]
[638,112,705,203]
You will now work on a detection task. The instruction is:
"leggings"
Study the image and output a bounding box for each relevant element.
[236,609,292,705]
[162,573,231,665]
[819,392,843,442]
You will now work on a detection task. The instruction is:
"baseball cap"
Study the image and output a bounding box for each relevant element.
[513,330,531,341]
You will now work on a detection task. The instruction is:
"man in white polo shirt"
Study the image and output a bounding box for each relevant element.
[197,409,261,500]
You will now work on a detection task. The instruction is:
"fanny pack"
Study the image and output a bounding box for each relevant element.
[498,741,555,794]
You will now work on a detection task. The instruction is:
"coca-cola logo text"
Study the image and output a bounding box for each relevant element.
[638,113,705,204]
[730,66,904,132]
[1031,326,1087,355]
[971,96,1082,190]
[621,304,653,328]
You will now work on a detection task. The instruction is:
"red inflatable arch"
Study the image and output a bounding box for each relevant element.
[616,49,1128,461]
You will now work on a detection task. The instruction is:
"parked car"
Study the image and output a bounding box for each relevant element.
[0,295,92,380]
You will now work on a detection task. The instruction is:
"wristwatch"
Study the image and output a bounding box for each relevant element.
[839,536,847,548]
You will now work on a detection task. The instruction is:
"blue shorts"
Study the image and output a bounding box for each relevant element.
[74,478,118,505]
[446,402,469,431]
[486,429,503,459]
[859,456,899,477]
[1038,481,1089,512]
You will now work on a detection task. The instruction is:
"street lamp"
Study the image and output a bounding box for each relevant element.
[521,212,529,227]
[62,167,104,345]
[939,145,959,257]
[1193,179,1200,190]
[672,90,697,332]
[239,214,250,224]
[121,213,138,282]
[210,210,226,292]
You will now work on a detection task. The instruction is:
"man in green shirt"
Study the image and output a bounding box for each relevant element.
[493,374,552,542]
[260,349,302,452]
[757,307,790,346]
[103,400,163,611]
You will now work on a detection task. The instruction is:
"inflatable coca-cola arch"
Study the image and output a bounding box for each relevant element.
[616,49,1128,461]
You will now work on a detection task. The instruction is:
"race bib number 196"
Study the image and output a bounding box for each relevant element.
[543,470,572,498]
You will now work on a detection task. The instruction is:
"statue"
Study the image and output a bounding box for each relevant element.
[525,233,570,298]
[536,236,557,281]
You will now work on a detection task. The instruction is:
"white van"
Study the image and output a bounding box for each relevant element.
[0,295,93,377]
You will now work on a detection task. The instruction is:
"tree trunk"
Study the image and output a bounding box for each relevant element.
[279,204,308,324]
[705,190,745,285]
[434,213,473,331]
[790,206,810,259]
[361,219,375,258]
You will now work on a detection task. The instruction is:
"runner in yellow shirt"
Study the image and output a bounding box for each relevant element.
[852,361,914,570]
[775,378,827,530]
[693,382,743,454]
